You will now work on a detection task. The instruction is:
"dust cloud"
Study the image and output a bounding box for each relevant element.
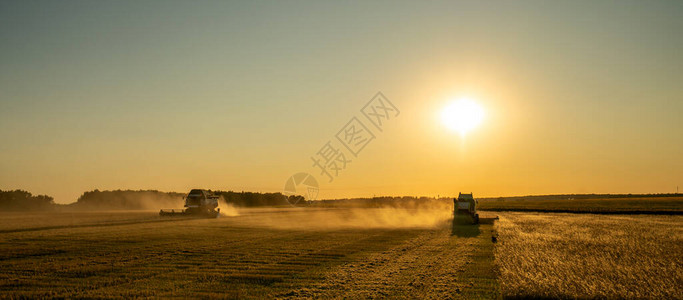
[218,201,240,217]
[69,192,185,211]
[234,202,453,230]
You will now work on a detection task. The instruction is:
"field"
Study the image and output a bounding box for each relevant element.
[0,208,498,299]
[479,196,683,214]
[1,206,680,299]
[495,212,682,299]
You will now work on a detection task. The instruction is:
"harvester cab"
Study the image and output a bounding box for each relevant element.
[160,189,220,218]
[453,192,479,224]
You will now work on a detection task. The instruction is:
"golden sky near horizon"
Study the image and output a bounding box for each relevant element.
[1,1,682,203]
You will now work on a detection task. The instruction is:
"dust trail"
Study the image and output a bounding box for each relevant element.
[235,204,453,230]
[70,192,185,211]
[219,202,240,217]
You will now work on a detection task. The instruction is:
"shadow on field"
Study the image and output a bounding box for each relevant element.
[451,219,481,237]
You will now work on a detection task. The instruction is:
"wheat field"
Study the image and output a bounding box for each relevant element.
[0,208,499,299]
[495,212,683,299]
[2,207,681,299]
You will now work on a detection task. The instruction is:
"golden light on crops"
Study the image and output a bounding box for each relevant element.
[440,98,485,136]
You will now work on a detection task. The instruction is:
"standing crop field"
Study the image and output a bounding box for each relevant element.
[479,196,683,214]
[495,212,683,299]
[0,208,499,299]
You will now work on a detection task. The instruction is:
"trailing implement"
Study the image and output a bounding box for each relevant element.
[160,189,220,218]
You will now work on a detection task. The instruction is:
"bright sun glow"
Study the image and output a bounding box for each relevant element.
[441,98,485,136]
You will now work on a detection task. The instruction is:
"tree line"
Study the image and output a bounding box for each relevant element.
[0,189,306,211]
[3,188,681,211]
[0,190,55,211]
[213,190,296,207]
[72,189,186,210]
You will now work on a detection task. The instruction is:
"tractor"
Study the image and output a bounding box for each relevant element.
[453,192,479,224]
[160,189,220,218]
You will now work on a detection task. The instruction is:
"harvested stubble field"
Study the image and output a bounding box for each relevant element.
[1,206,680,299]
[0,208,498,299]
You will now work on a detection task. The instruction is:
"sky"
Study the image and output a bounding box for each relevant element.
[1,0,682,204]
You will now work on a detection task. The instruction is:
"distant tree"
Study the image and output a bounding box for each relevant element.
[287,195,306,206]
[72,190,184,210]
[0,190,55,211]
[213,190,289,207]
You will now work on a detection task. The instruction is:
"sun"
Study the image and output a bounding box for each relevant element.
[441,98,485,136]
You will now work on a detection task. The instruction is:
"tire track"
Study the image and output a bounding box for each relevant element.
[0,217,198,234]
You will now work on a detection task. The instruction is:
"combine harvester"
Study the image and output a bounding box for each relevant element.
[160,189,221,218]
[453,192,479,224]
